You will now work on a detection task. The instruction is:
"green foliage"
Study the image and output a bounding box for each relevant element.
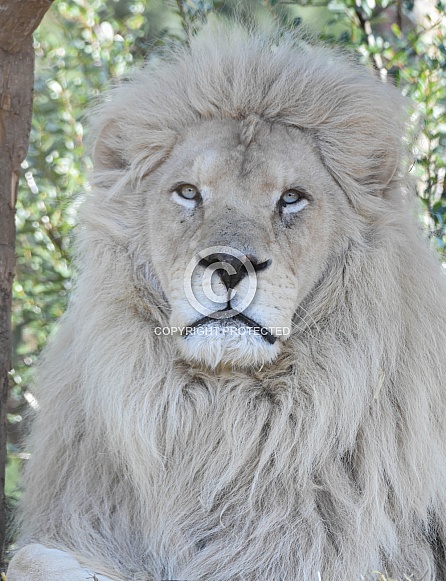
[7,0,446,556]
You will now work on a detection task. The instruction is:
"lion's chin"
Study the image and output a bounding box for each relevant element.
[177,321,282,369]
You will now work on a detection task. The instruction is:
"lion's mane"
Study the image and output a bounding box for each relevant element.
[17,24,446,580]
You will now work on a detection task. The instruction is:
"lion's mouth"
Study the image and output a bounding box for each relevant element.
[182,311,277,345]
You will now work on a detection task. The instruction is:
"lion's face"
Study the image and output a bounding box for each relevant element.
[145,119,350,368]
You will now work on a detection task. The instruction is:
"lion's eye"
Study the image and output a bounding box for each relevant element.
[279,188,310,216]
[281,190,304,205]
[172,183,202,210]
[178,184,200,201]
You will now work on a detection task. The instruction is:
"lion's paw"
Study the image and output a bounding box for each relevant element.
[7,544,114,581]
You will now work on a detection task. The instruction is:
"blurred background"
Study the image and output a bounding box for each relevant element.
[6,0,446,553]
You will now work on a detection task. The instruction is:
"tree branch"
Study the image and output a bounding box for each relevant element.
[0,0,54,569]
[175,0,191,43]
[0,0,54,53]
[353,1,386,77]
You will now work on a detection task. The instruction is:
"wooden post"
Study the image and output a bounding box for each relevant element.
[0,0,54,568]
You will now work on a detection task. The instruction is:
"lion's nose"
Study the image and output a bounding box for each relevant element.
[199,253,271,290]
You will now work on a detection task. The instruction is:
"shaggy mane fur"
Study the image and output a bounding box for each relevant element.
[16,23,446,581]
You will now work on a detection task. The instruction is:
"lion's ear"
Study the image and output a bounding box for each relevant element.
[316,129,403,200]
[93,121,129,171]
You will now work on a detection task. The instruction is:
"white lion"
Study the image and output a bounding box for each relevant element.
[8,23,446,581]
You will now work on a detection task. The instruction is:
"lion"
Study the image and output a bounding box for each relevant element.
[7,23,446,581]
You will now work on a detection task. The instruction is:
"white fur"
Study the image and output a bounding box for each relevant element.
[7,544,115,581]
[8,22,446,581]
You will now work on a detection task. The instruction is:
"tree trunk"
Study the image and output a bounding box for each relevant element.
[0,0,54,569]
